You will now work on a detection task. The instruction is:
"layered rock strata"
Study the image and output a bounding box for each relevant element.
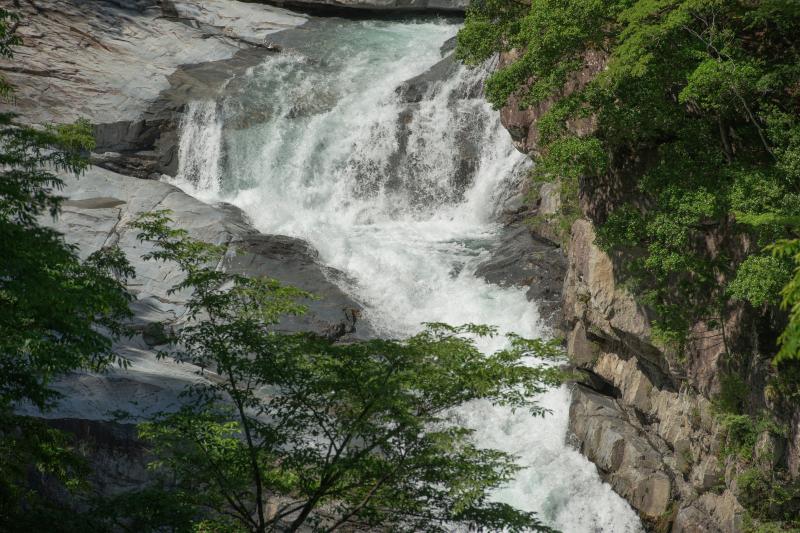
[497,48,800,531]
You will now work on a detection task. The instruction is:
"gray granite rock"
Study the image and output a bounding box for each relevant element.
[0,0,307,177]
[389,53,488,201]
[0,0,306,125]
[21,166,371,421]
[395,55,460,104]
[569,385,673,521]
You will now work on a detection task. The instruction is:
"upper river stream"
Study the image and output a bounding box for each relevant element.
[169,16,644,532]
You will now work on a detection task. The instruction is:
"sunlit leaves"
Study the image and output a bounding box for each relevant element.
[131,215,561,532]
[459,0,800,357]
[770,239,800,363]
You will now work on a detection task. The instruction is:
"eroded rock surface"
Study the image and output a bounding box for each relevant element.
[0,0,311,178]
[475,224,565,330]
[562,218,749,531]
[22,167,371,422]
[494,43,780,527]
[0,0,306,126]
[390,53,489,200]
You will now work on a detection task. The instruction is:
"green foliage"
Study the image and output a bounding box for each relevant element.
[713,373,748,415]
[458,0,800,360]
[718,414,761,461]
[0,415,95,530]
[127,213,562,533]
[457,0,612,109]
[713,377,799,527]
[744,518,800,533]
[0,8,134,529]
[728,255,791,307]
[715,410,800,527]
[737,466,800,529]
[0,95,133,414]
[770,239,800,364]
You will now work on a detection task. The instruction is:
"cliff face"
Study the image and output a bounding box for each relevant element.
[563,220,745,531]
[498,50,800,532]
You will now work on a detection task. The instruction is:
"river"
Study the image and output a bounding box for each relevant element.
[169,17,643,533]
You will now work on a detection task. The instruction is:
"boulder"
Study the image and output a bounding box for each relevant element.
[395,55,460,104]
[388,53,489,202]
[569,385,673,520]
[440,35,457,56]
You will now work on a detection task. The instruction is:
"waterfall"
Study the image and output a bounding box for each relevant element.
[169,18,643,533]
[176,100,223,193]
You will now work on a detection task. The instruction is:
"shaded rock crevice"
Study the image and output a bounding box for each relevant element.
[474,223,566,331]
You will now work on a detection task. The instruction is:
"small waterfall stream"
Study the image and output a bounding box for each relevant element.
[169,18,644,532]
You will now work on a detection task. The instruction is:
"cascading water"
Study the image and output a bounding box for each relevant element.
[170,18,644,533]
[177,100,223,192]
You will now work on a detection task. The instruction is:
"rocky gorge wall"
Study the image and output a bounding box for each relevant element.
[7,0,795,528]
[496,48,800,532]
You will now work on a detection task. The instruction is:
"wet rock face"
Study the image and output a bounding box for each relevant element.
[28,166,372,422]
[474,225,565,330]
[226,234,373,341]
[390,53,489,204]
[395,55,461,104]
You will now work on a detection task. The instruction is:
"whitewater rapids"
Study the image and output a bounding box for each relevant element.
[169,18,644,533]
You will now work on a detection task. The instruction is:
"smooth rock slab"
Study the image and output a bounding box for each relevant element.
[0,0,306,125]
[262,0,467,14]
[21,166,371,421]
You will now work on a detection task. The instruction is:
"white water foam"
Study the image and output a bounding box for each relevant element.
[176,100,223,192]
[168,19,643,533]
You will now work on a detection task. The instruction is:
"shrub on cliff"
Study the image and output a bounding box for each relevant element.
[118,211,563,533]
[458,0,800,361]
[458,1,800,528]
